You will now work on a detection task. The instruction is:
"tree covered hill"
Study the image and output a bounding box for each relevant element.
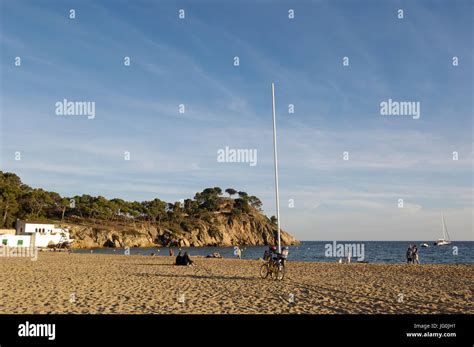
[0,171,299,247]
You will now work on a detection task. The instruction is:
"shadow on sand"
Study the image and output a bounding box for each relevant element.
[134,272,254,281]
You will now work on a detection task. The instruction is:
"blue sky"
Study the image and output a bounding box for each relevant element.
[1,0,472,240]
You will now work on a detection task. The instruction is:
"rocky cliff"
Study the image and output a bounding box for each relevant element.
[0,171,299,248]
[64,210,299,248]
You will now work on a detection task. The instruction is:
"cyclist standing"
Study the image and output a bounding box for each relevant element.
[263,245,278,261]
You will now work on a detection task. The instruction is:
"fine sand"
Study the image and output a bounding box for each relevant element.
[0,253,472,314]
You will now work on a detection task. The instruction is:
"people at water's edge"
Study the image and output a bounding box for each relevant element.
[406,245,420,264]
[234,246,242,259]
[412,245,419,264]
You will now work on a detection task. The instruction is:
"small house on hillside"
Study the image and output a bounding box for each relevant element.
[0,221,74,248]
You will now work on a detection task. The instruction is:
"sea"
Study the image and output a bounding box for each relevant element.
[74,241,473,264]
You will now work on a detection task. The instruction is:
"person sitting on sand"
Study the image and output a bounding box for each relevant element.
[175,251,184,266]
[183,252,194,266]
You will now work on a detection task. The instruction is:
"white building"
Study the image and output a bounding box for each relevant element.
[1,234,31,247]
[0,221,74,248]
[16,221,55,235]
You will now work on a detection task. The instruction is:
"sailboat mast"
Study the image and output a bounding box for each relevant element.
[442,215,450,240]
[271,82,282,254]
[442,215,445,239]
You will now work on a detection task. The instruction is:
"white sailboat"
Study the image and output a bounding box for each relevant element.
[434,215,451,246]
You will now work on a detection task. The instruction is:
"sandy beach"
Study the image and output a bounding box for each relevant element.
[0,252,472,314]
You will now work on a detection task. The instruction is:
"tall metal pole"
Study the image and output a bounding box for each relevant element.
[271,83,281,254]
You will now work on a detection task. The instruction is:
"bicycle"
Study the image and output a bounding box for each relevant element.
[260,256,285,280]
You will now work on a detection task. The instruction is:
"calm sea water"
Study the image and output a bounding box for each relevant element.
[74,241,473,264]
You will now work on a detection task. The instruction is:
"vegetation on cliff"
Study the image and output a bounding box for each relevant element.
[0,171,299,247]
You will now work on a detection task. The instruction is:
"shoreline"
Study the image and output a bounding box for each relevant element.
[68,241,474,265]
[1,253,472,314]
[39,248,474,265]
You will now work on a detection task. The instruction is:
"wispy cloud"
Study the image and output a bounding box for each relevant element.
[1,0,472,240]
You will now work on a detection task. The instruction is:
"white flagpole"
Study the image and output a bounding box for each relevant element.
[271,82,281,254]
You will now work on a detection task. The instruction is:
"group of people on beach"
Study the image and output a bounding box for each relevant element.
[174,251,194,266]
[406,244,420,264]
[169,245,285,267]
[168,246,244,263]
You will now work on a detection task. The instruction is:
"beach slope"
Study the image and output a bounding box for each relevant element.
[0,253,472,314]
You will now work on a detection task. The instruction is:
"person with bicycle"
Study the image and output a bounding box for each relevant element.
[262,245,278,262]
[269,245,289,265]
[260,246,288,280]
[269,245,278,260]
[280,246,289,266]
